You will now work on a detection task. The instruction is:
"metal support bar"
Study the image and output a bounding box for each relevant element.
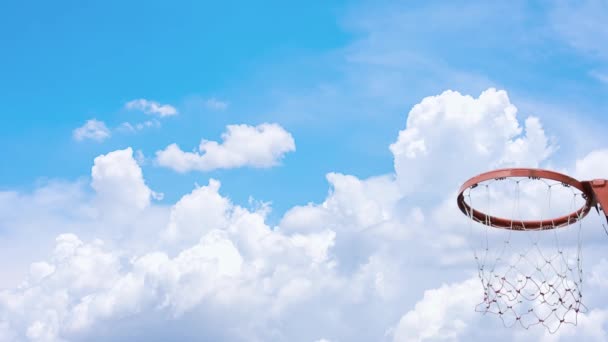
[584,179,608,226]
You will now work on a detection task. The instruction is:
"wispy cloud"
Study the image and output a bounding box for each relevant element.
[205,98,229,111]
[72,119,111,142]
[73,100,172,143]
[550,0,608,59]
[590,70,608,84]
[117,119,161,133]
[125,99,178,117]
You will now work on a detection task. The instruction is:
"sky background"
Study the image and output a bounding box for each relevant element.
[1,0,608,341]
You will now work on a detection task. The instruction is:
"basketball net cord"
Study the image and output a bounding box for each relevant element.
[464,178,588,334]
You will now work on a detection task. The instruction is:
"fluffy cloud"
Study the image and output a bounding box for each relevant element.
[72,119,111,142]
[125,99,178,117]
[0,179,338,341]
[575,149,608,180]
[91,148,153,211]
[390,88,555,196]
[156,123,296,172]
[392,277,480,341]
[280,172,405,245]
[4,88,608,341]
[161,179,231,244]
[391,276,608,342]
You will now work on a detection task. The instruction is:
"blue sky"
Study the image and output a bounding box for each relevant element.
[0,0,355,215]
[2,1,608,341]
[2,0,606,218]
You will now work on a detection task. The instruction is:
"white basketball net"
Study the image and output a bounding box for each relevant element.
[462,177,588,333]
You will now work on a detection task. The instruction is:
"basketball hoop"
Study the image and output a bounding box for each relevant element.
[457,168,608,333]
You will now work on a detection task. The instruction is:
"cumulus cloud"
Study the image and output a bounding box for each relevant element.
[156,123,296,172]
[72,119,111,142]
[91,148,154,211]
[392,277,480,341]
[4,88,608,341]
[125,99,178,117]
[390,88,555,196]
[0,177,337,341]
[392,276,608,342]
[280,172,403,240]
[161,179,231,244]
[575,149,608,180]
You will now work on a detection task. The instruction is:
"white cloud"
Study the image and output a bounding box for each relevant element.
[544,310,608,342]
[575,149,608,180]
[72,119,111,142]
[391,276,608,342]
[0,174,338,341]
[117,119,161,133]
[281,172,403,239]
[162,179,231,244]
[390,88,555,196]
[91,147,153,211]
[0,321,17,341]
[125,99,178,117]
[392,277,480,342]
[156,123,296,172]
[5,88,608,341]
[205,98,229,111]
[133,149,146,165]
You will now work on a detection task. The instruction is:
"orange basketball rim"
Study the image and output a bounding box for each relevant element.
[457,168,608,230]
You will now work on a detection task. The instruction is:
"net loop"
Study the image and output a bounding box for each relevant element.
[464,176,588,333]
